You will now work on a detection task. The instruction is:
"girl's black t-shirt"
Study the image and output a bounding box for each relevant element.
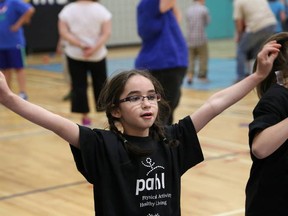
[70,116,203,216]
[246,84,288,215]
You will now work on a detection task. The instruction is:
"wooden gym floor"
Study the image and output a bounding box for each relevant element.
[0,39,256,216]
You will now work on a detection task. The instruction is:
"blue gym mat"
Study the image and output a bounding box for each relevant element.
[27,57,236,90]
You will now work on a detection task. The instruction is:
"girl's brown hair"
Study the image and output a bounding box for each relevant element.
[97,69,179,157]
[253,32,288,98]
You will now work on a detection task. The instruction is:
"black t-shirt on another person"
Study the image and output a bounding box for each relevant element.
[246,84,288,216]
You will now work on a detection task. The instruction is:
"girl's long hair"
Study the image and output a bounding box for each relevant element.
[97,69,179,157]
[253,32,288,98]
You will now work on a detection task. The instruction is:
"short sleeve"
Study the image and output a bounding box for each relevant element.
[233,0,243,20]
[168,116,204,175]
[70,126,120,184]
[249,84,288,147]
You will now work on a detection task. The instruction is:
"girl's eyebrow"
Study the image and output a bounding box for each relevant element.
[126,89,156,96]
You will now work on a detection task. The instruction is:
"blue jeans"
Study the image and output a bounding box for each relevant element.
[236,25,276,80]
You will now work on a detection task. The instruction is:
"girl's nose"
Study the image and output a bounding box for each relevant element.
[141,97,152,107]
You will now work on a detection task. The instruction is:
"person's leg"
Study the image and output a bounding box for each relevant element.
[88,58,107,111]
[245,49,254,76]
[62,55,72,101]
[15,68,27,99]
[2,48,28,99]
[13,47,27,99]
[150,67,186,124]
[198,43,208,81]
[66,56,90,125]
[0,50,12,87]
[187,47,196,84]
[236,32,251,82]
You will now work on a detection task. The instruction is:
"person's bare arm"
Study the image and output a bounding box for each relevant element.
[280,9,286,23]
[58,20,86,49]
[159,0,176,13]
[10,7,35,32]
[251,118,288,159]
[82,19,112,58]
[0,72,80,148]
[172,4,182,23]
[234,19,245,42]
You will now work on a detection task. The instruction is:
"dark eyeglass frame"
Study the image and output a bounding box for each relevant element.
[118,93,161,104]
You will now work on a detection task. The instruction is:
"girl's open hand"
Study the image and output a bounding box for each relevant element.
[255,40,281,79]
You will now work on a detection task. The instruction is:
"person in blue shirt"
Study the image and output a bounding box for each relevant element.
[0,0,35,100]
[268,0,286,33]
[135,0,188,125]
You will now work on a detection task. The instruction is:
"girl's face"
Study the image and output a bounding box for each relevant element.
[112,75,159,137]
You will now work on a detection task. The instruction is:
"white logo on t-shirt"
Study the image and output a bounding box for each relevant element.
[135,158,165,195]
[141,157,164,176]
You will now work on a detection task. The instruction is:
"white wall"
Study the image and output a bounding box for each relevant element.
[102,0,190,46]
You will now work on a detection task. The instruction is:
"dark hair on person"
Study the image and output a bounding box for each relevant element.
[252,32,288,98]
[97,69,179,157]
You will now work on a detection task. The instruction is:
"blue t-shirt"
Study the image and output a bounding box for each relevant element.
[269,1,285,33]
[0,0,32,49]
[135,0,188,70]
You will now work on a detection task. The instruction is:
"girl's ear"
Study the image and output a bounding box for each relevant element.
[111,107,121,118]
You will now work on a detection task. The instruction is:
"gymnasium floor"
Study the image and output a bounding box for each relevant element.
[0,39,257,216]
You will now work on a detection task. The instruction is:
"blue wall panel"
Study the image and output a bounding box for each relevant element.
[206,0,234,39]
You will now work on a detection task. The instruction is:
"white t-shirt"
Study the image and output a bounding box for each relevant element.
[233,0,276,33]
[58,2,112,61]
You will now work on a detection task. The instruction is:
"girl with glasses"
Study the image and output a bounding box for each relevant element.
[0,40,280,216]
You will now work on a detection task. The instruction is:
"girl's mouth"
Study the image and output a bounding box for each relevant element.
[141,112,153,117]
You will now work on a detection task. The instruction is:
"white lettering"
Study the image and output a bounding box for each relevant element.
[136,179,145,196]
[156,200,167,206]
[135,173,165,195]
[142,195,157,200]
[139,201,155,208]
[146,178,154,191]
[31,0,68,5]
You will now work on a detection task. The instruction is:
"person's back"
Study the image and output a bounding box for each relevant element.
[234,0,276,33]
[185,0,209,48]
[233,0,277,82]
[135,0,188,124]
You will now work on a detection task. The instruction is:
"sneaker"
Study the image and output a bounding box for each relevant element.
[187,77,193,85]
[62,91,72,101]
[82,117,91,126]
[19,92,28,100]
[198,77,209,83]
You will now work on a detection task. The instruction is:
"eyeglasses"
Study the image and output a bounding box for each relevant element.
[118,93,161,104]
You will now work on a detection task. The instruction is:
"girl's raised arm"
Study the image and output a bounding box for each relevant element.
[0,72,80,148]
[190,41,281,133]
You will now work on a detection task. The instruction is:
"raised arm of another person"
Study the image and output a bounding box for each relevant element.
[190,41,281,133]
